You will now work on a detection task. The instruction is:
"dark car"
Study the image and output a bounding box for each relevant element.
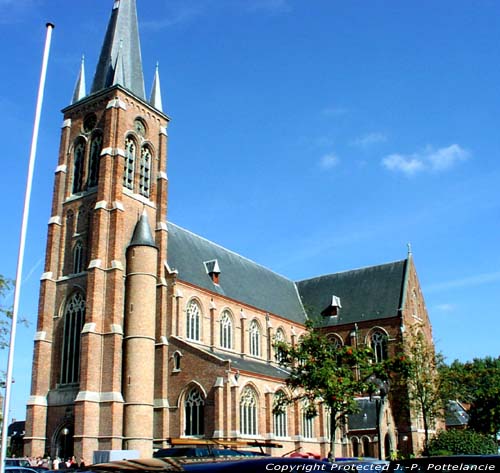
[182,457,331,472]
[153,447,267,460]
[5,467,42,473]
[5,460,32,468]
[389,456,500,472]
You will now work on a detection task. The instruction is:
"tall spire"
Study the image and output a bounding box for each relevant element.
[149,62,163,112]
[72,56,86,104]
[91,0,146,99]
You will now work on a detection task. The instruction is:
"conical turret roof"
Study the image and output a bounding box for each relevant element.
[129,211,157,249]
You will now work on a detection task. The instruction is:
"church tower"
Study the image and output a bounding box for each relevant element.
[25,0,169,460]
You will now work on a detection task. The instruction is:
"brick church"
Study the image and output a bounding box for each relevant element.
[25,0,436,462]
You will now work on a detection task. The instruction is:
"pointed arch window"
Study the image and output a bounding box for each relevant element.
[274,328,286,362]
[249,320,261,357]
[184,386,205,436]
[72,140,85,194]
[273,391,288,438]
[301,403,315,439]
[87,134,102,188]
[186,300,201,341]
[139,146,152,198]
[219,310,233,349]
[73,241,84,274]
[371,330,388,363]
[240,386,258,436]
[123,137,136,190]
[60,292,86,385]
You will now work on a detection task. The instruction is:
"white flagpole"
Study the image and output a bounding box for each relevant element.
[0,22,54,471]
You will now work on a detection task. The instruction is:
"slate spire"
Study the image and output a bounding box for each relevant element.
[72,56,86,104]
[91,0,146,100]
[149,62,163,112]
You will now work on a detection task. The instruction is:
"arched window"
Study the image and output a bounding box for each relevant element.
[173,351,182,371]
[72,140,85,194]
[352,437,360,457]
[73,241,84,274]
[219,310,233,349]
[123,137,136,190]
[186,300,201,341]
[273,391,288,438]
[139,146,152,197]
[301,403,315,439]
[60,292,86,385]
[240,386,258,436]
[274,328,285,362]
[87,134,102,188]
[184,386,205,436]
[371,330,388,363]
[249,320,261,357]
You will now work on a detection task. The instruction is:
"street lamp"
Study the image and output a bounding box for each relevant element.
[367,375,390,460]
[61,427,69,459]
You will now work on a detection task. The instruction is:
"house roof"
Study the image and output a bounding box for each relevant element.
[446,400,469,427]
[296,259,408,327]
[347,398,377,431]
[166,223,307,324]
[201,348,290,380]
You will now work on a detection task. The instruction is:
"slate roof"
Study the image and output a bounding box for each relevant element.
[296,260,408,327]
[129,212,157,248]
[347,398,378,431]
[91,0,146,99]
[166,223,307,324]
[200,347,290,380]
[446,400,469,427]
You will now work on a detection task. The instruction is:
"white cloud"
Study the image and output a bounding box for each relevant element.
[382,154,425,176]
[319,153,340,169]
[352,132,388,147]
[426,144,469,171]
[433,303,456,313]
[382,144,470,177]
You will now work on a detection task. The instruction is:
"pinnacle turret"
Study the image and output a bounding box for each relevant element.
[72,56,86,103]
[91,0,146,99]
[149,63,163,112]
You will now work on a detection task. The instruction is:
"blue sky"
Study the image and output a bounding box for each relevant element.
[0,0,499,423]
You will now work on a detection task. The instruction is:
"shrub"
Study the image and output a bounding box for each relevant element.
[427,429,497,456]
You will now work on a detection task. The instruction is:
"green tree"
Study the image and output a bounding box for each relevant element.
[395,325,448,456]
[427,429,497,456]
[441,357,500,438]
[275,320,376,460]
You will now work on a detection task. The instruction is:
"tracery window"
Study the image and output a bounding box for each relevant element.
[219,310,233,349]
[371,330,388,363]
[301,404,315,439]
[184,387,205,436]
[139,146,152,197]
[273,391,288,438]
[274,328,285,362]
[87,134,102,188]
[72,140,85,194]
[186,300,201,341]
[249,320,261,357]
[240,386,258,436]
[123,137,136,190]
[60,292,86,385]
